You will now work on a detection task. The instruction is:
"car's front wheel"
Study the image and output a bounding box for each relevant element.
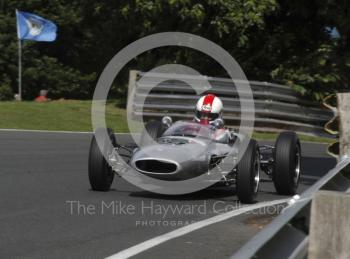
[88,128,116,191]
[236,140,260,204]
[273,131,301,195]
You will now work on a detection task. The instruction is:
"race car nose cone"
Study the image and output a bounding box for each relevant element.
[130,142,209,180]
[134,159,178,174]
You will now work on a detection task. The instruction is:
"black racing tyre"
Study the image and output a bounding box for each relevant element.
[88,128,116,191]
[273,131,301,195]
[236,140,260,204]
[140,120,164,146]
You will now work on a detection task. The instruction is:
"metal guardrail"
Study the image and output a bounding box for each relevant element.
[129,70,333,136]
[231,158,350,259]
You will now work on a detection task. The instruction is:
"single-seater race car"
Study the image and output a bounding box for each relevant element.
[88,118,301,203]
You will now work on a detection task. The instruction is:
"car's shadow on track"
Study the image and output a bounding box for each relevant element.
[128,186,238,201]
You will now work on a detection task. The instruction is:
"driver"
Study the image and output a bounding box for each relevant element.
[194,94,231,143]
[194,94,224,127]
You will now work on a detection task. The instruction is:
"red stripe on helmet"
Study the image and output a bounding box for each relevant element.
[203,94,215,106]
[201,94,215,112]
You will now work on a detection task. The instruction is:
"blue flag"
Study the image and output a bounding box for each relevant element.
[16,11,57,42]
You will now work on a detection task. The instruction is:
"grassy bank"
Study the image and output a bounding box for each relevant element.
[0,100,129,132]
[0,100,333,143]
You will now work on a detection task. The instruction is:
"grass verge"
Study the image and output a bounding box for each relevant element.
[0,100,128,132]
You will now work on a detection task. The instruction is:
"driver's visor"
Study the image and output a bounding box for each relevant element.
[195,110,219,123]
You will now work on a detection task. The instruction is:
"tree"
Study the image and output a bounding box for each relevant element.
[0,0,348,101]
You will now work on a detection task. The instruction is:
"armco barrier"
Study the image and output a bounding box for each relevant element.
[129,70,332,136]
[231,157,350,259]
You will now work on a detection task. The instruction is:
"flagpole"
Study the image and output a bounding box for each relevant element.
[18,38,22,101]
[15,10,57,101]
[16,9,22,101]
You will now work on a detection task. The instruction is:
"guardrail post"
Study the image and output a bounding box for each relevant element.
[338,93,350,159]
[308,190,350,259]
[127,70,139,119]
[128,70,138,99]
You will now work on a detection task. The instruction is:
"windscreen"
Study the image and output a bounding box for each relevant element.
[162,121,213,139]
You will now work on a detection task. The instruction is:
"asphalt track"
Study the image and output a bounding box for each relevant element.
[0,131,336,259]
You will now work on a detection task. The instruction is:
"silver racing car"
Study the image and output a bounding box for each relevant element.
[88,117,301,203]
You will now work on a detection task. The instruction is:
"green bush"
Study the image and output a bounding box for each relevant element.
[0,77,13,101]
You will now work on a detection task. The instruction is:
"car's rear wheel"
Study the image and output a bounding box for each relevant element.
[273,131,301,195]
[140,120,165,146]
[88,128,116,191]
[236,140,260,203]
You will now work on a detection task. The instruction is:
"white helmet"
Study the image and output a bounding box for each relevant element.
[194,94,223,125]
